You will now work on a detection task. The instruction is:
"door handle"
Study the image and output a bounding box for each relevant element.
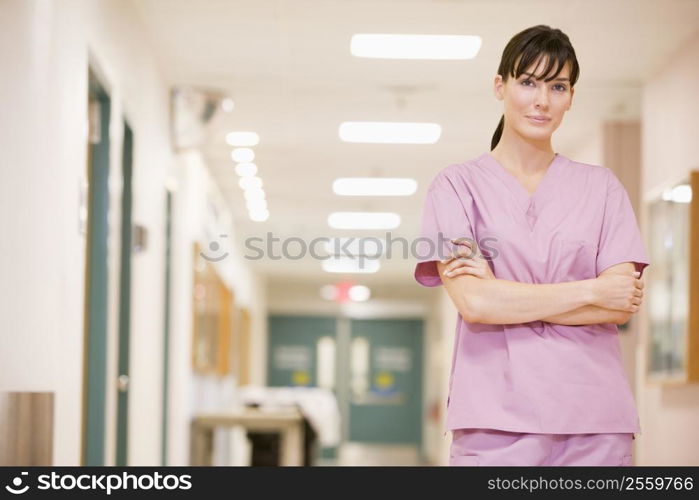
[117,375,130,392]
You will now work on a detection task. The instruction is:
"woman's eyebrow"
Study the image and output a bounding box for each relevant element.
[522,72,570,82]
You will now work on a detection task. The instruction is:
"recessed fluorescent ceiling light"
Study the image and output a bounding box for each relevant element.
[322,256,380,274]
[221,99,235,113]
[231,148,255,163]
[250,209,269,222]
[244,188,266,202]
[661,184,692,203]
[235,163,258,177]
[351,34,481,60]
[239,176,263,190]
[226,131,258,146]
[339,122,441,144]
[349,285,371,302]
[246,199,267,211]
[328,212,400,230]
[333,177,417,196]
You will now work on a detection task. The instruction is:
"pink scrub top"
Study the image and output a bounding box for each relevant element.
[414,152,650,435]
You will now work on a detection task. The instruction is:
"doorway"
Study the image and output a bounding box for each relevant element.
[115,121,134,466]
[82,69,111,466]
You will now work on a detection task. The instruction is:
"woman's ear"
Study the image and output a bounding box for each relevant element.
[568,87,575,110]
[494,75,504,101]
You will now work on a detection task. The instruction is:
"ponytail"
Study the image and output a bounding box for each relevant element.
[490,114,504,151]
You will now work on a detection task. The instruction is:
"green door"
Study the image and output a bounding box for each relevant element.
[115,121,134,466]
[83,71,111,465]
[267,315,336,387]
[348,319,423,445]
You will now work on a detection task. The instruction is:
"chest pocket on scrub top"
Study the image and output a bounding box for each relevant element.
[550,238,598,281]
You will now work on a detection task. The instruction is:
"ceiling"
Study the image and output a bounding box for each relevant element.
[132,0,699,291]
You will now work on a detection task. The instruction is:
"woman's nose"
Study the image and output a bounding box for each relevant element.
[534,87,549,108]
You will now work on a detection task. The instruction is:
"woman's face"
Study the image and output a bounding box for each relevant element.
[494,57,574,142]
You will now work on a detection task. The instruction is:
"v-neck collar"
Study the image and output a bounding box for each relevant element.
[477,151,568,231]
[478,151,566,210]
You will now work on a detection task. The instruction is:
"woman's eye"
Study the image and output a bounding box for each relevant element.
[522,79,567,92]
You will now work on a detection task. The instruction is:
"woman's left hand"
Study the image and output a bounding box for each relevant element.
[441,238,496,280]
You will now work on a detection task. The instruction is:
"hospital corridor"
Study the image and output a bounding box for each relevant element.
[1,0,699,468]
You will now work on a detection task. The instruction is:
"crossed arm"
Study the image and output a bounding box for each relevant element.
[436,260,640,326]
[540,294,632,326]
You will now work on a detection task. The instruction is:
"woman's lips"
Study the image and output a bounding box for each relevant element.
[527,115,550,124]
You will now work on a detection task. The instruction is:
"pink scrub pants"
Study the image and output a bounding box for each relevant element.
[450,428,634,466]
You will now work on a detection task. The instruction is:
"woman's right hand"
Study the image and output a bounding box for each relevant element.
[591,272,644,312]
[440,238,496,280]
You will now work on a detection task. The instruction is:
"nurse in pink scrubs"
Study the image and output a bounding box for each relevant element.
[414,25,649,466]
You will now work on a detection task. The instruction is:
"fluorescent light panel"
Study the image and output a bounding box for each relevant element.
[662,184,692,203]
[246,199,267,211]
[231,148,255,163]
[235,163,257,177]
[250,208,269,221]
[221,99,235,113]
[351,34,481,60]
[239,176,263,190]
[349,285,371,301]
[339,121,441,144]
[244,188,266,202]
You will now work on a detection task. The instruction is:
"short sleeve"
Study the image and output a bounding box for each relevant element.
[414,169,475,287]
[595,169,650,277]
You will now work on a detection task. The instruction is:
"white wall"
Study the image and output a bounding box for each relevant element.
[0,0,87,466]
[638,28,699,466]
[568,125,603,167]
[0,0,263,466]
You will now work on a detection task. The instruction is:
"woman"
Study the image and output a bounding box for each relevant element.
[414,25,649,466]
